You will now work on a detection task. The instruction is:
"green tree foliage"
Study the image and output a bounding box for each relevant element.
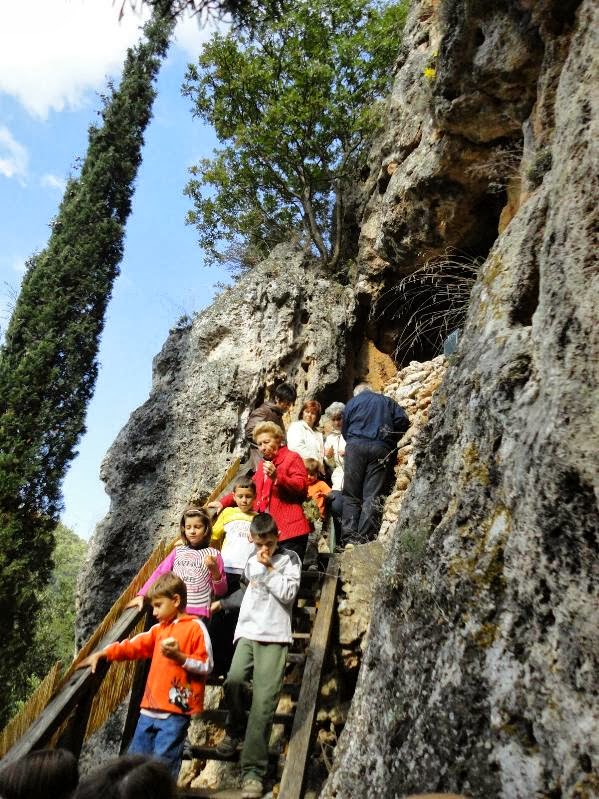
[4,524,87,717]
[183,0,408,269]
[0,11,174,725]
[123,0,284,26]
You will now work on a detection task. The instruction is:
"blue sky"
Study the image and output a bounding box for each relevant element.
[0,1,230,539]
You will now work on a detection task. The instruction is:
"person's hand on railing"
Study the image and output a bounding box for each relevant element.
[125,595,145,612]
[76,650,106,674]
[206,500,223,514]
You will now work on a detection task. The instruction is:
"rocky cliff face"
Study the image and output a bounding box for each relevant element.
[77,247,355,640]
[322,0,598,797]
[76,0,597,794]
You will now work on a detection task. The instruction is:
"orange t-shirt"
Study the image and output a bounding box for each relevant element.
[104,614,211,715]
[307,478,332,519]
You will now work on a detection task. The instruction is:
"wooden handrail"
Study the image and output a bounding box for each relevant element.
[2,607,144,764]
[0,456,242,764]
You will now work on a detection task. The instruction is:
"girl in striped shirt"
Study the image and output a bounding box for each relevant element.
[128,506,227,619]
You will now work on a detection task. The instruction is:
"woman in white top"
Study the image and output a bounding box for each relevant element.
[286,400,325,474]
[323,401,346,491]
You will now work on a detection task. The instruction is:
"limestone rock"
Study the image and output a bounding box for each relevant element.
[77,245,355,640]
[322,1,598,797]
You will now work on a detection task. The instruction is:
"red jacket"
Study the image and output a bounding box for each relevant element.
[223,446,310,541]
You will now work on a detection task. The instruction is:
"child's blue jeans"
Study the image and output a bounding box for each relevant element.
[128,711,190,778]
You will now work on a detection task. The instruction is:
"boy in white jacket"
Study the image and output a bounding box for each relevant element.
[216,513,301,799]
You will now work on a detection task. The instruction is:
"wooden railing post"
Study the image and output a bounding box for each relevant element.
[278,557,340,799]
[56,662,109,758]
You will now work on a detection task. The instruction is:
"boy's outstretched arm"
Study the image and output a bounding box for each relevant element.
[76,650,107,674]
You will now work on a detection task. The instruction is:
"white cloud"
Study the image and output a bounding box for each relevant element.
[0,125,28,181]
[0,1,227,120]
[41,173,66,192]
[173,11,227,59]
[0,0,151,118]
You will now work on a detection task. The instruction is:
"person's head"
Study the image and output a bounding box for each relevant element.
[233,477,256,513]
[303,457,320,477]
[325,401,345,431]
[179,505,212,549]
[249,513,279,559]
[299,400,322,428]
[73,754,175,799]
[0,748,79,799]
[273,382,296,411]
[147,572,186,623]
[353,382,371,396]
[253,421,284,460]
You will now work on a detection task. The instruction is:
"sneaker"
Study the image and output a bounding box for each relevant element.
[241,777,264,798]
[215,733,241,757]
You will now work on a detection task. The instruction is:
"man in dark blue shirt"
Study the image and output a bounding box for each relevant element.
[341,382,409,545]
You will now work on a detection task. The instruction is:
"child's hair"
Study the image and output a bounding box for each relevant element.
[147,572,187,607]
[303,457,319,476]
[179,505,212,546]
[73,754,175,799]
[250,512,279,538]
[299,399,322,424]
[0,748,79,799]
[253,421,285,443]
[274,382,297,403]
[234,476,256,494]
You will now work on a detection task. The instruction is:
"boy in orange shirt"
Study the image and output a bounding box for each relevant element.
[77,572,212,778]
[304,457,332,519]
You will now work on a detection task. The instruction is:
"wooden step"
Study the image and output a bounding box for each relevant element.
[182,742,282,762]
[178,791,242,798]
[198,708,295,728]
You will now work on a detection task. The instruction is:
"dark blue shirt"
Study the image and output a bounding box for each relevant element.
[342,390,409,448]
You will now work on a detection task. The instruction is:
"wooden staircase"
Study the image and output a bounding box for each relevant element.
[178,557,339,798]
[0,459,340,799]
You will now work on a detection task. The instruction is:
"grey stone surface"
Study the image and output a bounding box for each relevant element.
[322,1,598,797]
[77,245,355,641]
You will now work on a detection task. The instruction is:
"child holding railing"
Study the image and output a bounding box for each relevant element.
[77,573,213,778]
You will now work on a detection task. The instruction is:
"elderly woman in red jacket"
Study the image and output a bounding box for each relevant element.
[215,421,311,560]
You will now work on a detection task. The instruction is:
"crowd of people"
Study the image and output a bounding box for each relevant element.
[1,381,408,799]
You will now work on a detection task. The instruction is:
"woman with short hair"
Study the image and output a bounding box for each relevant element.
[286,400,325,475]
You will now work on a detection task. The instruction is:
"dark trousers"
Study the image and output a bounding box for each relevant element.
[341,439,396,545]
[206,572,241,679]
[326,490,344,542]
[280,533,309,561]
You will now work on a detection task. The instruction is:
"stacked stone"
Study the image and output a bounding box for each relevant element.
[379,354,447,543]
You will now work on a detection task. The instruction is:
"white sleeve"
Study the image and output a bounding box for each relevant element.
[262,552,302,604]
[286,421,308,458]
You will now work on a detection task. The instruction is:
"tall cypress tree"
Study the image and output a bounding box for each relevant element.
[0,9,174,723]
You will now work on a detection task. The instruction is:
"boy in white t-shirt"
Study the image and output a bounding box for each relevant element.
[216,513,301,799]
[209,477,257,677]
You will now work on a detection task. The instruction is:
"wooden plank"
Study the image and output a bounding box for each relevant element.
[196,709,294,728]
[277,556,339,799]
[1,607,143,764]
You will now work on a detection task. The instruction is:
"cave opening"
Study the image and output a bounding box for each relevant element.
[369,188,507,367]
